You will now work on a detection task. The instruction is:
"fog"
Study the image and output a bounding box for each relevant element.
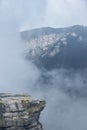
[0,0,87,130]
[27,69,87,130]
[0,23,40,92]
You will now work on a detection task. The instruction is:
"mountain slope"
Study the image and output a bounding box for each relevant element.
[20,25,87,70]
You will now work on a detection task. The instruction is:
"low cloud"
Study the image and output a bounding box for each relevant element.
[28,69,87,130]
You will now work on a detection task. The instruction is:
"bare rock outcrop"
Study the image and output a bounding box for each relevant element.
[0,93,45,130]
[21,25,87,70]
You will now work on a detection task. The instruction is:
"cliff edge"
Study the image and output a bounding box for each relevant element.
[0,93,45,130]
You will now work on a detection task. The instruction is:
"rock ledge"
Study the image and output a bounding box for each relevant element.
[0,93,45,130]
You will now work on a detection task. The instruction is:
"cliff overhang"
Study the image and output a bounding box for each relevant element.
[0,93,45,130]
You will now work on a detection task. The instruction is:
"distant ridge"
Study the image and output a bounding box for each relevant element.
[20,25,87,70]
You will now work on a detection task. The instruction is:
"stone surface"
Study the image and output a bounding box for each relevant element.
[21,25,87,70]
[0,93,45,130]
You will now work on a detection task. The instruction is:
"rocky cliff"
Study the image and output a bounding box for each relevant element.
[0,93,45,130]
[20,25,87,70]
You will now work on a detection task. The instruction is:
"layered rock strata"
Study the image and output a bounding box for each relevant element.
[0,93,45,130]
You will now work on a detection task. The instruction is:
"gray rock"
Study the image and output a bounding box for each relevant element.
[0,93,45,130]
[21,25,87,70]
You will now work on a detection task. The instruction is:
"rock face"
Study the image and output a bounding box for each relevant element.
[20,25,87,70]
[0,93,45,130]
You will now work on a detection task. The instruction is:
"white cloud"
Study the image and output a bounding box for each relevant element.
[44,0,87,27]
[0,0,87,30]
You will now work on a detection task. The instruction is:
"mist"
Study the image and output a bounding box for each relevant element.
[0,0,87,130]
[29,69,87,130]
[0,0,42,92]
